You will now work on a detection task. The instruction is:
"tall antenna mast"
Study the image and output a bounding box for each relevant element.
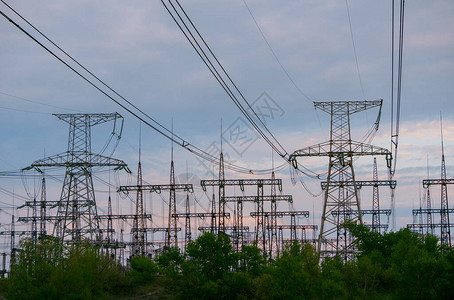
[220,118,223,153]
[139,121,142,163]
[440,112,445,157]
[171,118,174,162]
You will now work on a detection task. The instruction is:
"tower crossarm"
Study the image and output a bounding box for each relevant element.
[321,180,397,190]
[267,224,318,230]
[19,200,96,210]
[200,179,282,191]
[250,211,309,217]
[314,100,383,115]
[0,230,36,236]
[198,226,249,231]
[412,208,454,216]
[118,183,193,193]
[407,223,454,229]
[30,152,130,171]
[131,227,181,233]
[221,195,292,203]
[290,141,391,158]
[18,200,60,209]
[18,216,66,222]
[63,228,115,234]
[331,209,392,216]
[172,212,230,219]
[53,113,122,126]
[95,214,153,220]
[360,209,392,216]
[422,178,454,188]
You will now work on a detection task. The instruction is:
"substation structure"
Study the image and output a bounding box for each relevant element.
[17,113,130,244]
[0,112,321,277]
[290,100,394,259]
[0,101,405,274]
[201,159,318,258]
[408,140,454,248]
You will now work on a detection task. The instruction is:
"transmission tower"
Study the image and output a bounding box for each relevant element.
[40,176,47,236]
[202,178,282,253]
[439,124,451,246]
[290,101,391,258]
[326,158,395,233]
[168,157,178,247]
[408,117,453,247]
[184,192,191,249]
[28,113,129,242]
[131,160,146,255]
[218,152,226,233]
[270,171,278,257]
[211,186,217,233]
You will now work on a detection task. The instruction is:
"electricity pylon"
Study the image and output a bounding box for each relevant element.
[290,100,392,258]
[29,113,129,242]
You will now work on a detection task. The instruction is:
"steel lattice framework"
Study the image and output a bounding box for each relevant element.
[222,193,291,255]
[29,113,129,242]
[416,153,453,246]
[118,170,193,249]
[322,158,396,233]
[290,100,392,258]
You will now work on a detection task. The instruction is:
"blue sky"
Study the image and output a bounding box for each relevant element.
[0,0,453,242]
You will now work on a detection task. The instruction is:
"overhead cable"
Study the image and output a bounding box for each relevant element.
[390,0,405,176]
[0,4,285,175]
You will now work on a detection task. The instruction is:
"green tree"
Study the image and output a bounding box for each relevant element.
[237,244,265,275]
[156,246,184,278]
[253,242,322,299]
[130,255,158,284]
[346,222,454,300]
[4,237,128,299]
[184,232,235,281]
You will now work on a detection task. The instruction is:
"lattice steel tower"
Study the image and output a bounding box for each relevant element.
[30,113,128,242]
[290,101,391,258]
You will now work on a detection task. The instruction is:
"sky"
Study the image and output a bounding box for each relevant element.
[0,0,453,245]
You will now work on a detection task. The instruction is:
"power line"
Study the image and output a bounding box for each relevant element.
[0,90,86,113]
[345,0,366,100]
[0,4,284,176]
[0,106,49,115]
[242,0,312,102]
[163,0,289,158]
[390,0,405,176]
[0,1,324,180]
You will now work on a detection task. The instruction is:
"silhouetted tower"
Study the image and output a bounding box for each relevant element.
[439,119,451,246]
[133,159,146,255]
[184,190,192,248]
[371,158,381,231]
[40,176,47,236]
[167,143,178,247]
[29,113,128,242]
[256,181,265,251]
[31,196,38,241]
[278,227,284,255]
[290,101,391,258]
[269,171,278,257]
[416,117,454,247]
[119,226,125,265]
[10,212,15,266]
[426,188,434,234]
[211,187,217,233]
[218,152,226,233]
[107,195,114,244]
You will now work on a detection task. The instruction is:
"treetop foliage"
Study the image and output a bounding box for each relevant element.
[2,225,454,299]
